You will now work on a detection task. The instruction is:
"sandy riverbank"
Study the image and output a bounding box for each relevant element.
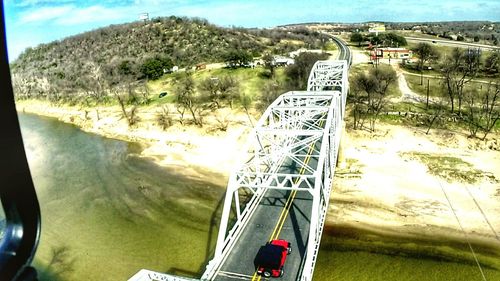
[16,99,500,263]
[16,99,254,186]
[329,122,500,266]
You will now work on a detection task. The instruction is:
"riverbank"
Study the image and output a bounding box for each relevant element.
[16,99,500,270]
[16,99,254,186]
[329,122,500,270]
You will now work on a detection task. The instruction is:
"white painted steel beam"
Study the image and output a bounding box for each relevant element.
[128,59,349,281]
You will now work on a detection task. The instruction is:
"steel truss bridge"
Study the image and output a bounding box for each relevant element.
[130,38,351,281]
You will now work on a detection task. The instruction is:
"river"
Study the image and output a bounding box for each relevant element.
[17,113,499,281]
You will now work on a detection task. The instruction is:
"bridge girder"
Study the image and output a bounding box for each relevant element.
[307,60,349,118]
[128,59,349,281]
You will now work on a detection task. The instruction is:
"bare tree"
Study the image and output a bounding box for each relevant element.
[218,76,239,109]
[412,42,440,85]
[480,81,500,140]
[156,105,173,130]
[239,93,254,126]
[462,81,499,139]
[198,77,221,108]
[440,47,481,114]
[112,84,139,126]
[257,79,284,112]
[425,99,447,135]
[174,73,207,127]
[351,65,397,132]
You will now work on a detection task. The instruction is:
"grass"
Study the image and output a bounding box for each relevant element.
[324,42,338,51]
[147,66,288,108]
[404,71,498,99]
[400,152,487,184]
[404,74,444,98]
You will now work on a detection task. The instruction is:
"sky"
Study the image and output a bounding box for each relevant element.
[4,0,500,61]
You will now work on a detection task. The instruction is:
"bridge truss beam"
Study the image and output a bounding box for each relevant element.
[202,90,343,280]
[307,60,349,118]
[128,59,349,281]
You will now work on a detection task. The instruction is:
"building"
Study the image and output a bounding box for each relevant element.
[368,23,386,36]
[289,48,324,58]
[273,55,295,66]
[370,48,413,61]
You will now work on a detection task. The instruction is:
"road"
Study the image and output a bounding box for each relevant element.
[213,123,322,281]
[211,36,350,281]
[405,36,500,51]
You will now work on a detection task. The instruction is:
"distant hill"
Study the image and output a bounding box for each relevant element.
[11,16,327,101]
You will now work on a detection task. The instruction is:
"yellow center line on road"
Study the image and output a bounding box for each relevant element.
[251,115,325,281]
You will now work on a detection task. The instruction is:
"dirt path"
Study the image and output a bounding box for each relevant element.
[390,63,433,103]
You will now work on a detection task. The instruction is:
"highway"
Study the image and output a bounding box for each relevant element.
[328,34,352,65]
[405,36,500,51]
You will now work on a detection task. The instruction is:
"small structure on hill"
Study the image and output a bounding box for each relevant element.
[195,63,206,70]
[368,23,386,36]
[273,55,295,66]
[370,47,412,62]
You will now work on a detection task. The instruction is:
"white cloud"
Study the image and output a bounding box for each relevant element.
[55,5,126,25]
[15,0,75,8]
[18,4,129,26]
[19,5,74,23]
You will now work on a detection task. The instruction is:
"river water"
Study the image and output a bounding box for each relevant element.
[18,113,499,281]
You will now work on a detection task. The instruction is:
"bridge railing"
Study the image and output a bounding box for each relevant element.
[203,91,340,280]
[128,57,350,281]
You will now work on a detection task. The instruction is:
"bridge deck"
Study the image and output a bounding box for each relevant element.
[215,189,313,281]
[214,133,322,281]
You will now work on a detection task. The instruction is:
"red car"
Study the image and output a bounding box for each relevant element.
[255,239,292,278]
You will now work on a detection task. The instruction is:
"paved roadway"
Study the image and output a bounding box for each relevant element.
[212,38,349,281]
[405,36,500,51]
[213,122,323,281]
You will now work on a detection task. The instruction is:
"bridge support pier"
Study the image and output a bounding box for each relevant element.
[336,121,347,169]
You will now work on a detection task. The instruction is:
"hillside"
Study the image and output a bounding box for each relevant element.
[11,16,327,102]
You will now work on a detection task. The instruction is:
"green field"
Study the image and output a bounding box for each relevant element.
[147,67,288,107]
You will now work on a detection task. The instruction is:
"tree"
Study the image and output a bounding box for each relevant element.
[485,50,499,74]
[440,47,481,113]
[351,65,397,131]
[463,81,500,139]
[198,75,239,109]
[218,75,239,108]
[223,50,252,68]
[285,52,329,90]
[262,53,276,78]
[412,43,440,85]
[481,82,500,140]
[240,93,254,126]
[140,56,173,80]
[174,73,207,127]
[258,79,284,112]
[382,33,407,47]
[369,33,406,47]
[350,32,363,47]
[156,105,173,130]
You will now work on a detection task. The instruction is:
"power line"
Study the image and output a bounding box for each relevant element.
[463,185,500,241]
[436,179,487,281]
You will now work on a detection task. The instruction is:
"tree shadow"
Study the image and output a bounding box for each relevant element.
[36,245,76,281]
[197,191,226,275]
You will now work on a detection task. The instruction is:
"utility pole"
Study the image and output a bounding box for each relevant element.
[426,79,430,108]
